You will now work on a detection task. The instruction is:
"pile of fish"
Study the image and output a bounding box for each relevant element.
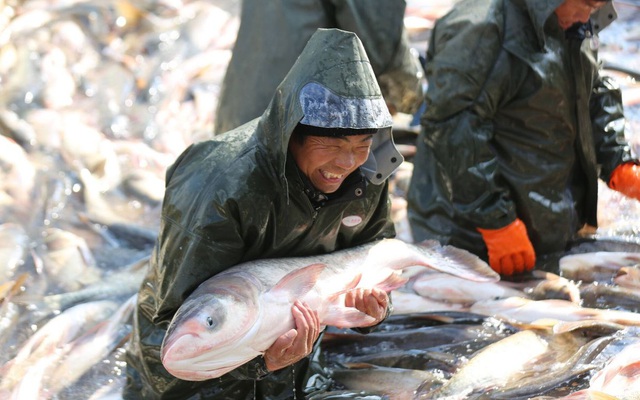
[319,244,640,399]
[0,0,640,399]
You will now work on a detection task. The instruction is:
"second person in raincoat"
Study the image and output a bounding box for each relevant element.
[407,0,640,276]
[214,0,425,134]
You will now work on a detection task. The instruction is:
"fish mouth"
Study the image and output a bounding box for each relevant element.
[164,354,241,381]
[161,332,200,364]
[161,333,245,380]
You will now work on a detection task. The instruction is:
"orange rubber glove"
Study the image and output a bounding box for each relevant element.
[477,218,536,276]
[609,163,640,201]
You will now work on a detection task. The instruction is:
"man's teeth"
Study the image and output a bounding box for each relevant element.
[323,171,343,179]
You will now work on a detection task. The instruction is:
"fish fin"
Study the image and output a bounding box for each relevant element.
[624,254,640,263]
[322,306,376,329]
[528,318,563,329]
[340,362,377,369]
[0,273,29,303]
[374,271,408,292]
[416,240,500,282]
[325,271,405,299]
[13,293,61,310]
[618,360,640,377]
[320,274,364,305]
[270,263,326,299]
[341,273,363,292]
[584,390,623,400]
[552,319,625,335]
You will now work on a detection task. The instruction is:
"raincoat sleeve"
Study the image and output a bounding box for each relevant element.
[150,144,271,380]
[152,210,244,324]
[151,145,245,324]
[152,194,269,380]
[590,73,638,182]
[332,0,425,115]
[421,19,517,229]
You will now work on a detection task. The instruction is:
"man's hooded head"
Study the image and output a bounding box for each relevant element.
[257,28,403,186]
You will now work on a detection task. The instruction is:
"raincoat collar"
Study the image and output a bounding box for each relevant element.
[255,28,402,189]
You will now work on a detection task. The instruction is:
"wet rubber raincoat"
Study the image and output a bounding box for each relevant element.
[124,28,402,400]
[214,0,424,134]
[406,0,636,258]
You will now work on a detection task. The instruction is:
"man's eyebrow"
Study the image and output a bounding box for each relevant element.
[335,134,374,143]
[360,134,375,142]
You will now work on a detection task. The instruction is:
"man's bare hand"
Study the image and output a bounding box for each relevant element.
[263,300,320,372]
[344,287,389,327]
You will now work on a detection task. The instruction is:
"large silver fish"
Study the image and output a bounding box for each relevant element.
[409,271,526,305]
[470,296,640,326]
[331,363,444,400]
[160,238,498,381]
[560,251,640,283]
[552,327,640,400]
[416,329,614,400]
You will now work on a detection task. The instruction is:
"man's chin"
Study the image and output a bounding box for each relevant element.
[318,182,341,194]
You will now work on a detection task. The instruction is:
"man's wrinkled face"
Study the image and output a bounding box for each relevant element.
[554,0,608,30]
[289,134,373,194]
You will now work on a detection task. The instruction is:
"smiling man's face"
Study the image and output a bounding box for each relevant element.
[554,0,609,30]
[289,133,373,194]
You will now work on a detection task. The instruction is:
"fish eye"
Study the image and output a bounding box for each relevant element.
[206,316,214,327]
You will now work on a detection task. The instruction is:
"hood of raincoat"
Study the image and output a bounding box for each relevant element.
[506,0,616,53]
[257,28,401,186]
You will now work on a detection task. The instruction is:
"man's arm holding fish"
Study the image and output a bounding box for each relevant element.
[263,301,321,372]
[344,287,390,327]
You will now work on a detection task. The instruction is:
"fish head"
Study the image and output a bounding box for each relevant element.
[161,280,261,380]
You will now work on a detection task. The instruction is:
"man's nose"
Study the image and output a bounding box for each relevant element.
[335,151,356,169]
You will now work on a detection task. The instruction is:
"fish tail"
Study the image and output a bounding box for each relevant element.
[13,294,61,318]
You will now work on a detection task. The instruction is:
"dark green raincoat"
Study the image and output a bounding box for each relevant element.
[124,29,402,400]
[214,0,424,134]
[406,0,637,259]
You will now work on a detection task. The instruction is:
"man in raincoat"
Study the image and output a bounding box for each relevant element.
[213,0,425,134]
[407,0,640,276]
[124,28,403,399]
